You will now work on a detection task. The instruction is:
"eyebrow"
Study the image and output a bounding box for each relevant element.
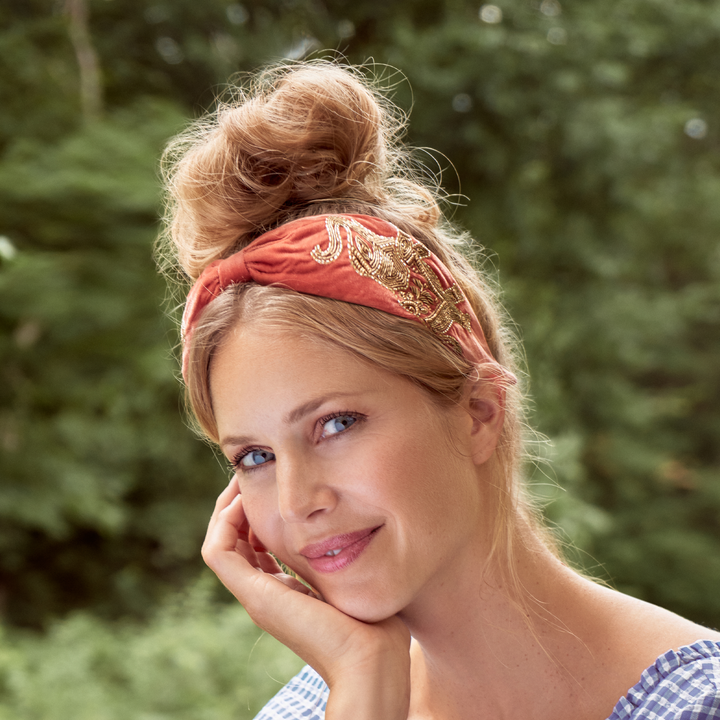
[219,391,357,451]
[283,391,355,425]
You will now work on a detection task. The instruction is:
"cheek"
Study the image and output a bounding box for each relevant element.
[239,484,282,552]
[381,432,478,527]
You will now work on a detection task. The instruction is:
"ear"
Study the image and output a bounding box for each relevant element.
[464,379,506,466]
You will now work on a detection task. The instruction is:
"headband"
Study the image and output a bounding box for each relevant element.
[181,214,512,384]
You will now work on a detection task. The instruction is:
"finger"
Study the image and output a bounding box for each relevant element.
[271,572,318,596]
[215,475,240,510]
[205,509,308,604]
[255,549,284,574]
[203,494,257,568]
[248,526,267,552]
[206,476,240,535]
[276,573,310,593]
[264,559,320,598]
[233,536,262,568]
[219,489,251,540]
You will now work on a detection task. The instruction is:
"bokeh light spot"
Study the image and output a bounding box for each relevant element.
[452,93,473,113]
[337,19,355,38]
[547,27,567,45]
[155,37,184,64]
[540,0,562,16]
[684,118,708,139]
[479,4,503,23]
[226,4,249,25]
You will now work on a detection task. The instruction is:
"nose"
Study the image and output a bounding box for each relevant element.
[275,455,337,523]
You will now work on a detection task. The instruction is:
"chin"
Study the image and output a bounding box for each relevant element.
[321,588,406,624]
[283,557,408,623]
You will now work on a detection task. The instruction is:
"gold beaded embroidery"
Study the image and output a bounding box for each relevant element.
[311,216,472,355]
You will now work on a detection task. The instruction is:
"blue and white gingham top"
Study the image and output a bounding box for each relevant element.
[254,640,720,719]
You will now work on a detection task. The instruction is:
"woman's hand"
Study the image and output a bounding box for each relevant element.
[202,478,412,720]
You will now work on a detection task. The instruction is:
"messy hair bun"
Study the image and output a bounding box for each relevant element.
[161,62,442,282]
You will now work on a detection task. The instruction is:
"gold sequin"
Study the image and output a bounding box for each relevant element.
[311,216,472,355]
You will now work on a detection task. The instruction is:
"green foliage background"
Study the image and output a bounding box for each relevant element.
[1,0,719,716]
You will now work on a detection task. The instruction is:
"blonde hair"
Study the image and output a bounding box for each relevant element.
[159,60,548,589]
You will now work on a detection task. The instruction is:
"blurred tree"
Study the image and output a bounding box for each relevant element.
[0,95,223,624]
[381,0,720,626]
[1,0,719,632]
[0,2,221,627]
[0,575,304,720]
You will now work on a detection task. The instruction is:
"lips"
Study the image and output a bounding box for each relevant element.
[300,526,382,573]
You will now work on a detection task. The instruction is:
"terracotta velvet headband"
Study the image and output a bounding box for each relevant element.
[181,213,511,383]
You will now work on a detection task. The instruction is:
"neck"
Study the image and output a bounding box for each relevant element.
[401,521,606,720]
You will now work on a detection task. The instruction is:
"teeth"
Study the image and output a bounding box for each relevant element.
[325,548,342,557]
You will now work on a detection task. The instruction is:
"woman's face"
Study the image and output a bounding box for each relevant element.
[210,323,491,622]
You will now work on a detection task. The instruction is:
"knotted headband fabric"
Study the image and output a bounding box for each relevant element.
[181,213,512,384]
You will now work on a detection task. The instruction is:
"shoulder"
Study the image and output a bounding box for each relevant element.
[253,665,329,720]
[607,640,720,720]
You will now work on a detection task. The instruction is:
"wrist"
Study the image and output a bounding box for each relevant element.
[326,663,411,720]
[324,631,411,720]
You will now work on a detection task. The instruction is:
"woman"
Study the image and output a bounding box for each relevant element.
[160,62,720,719]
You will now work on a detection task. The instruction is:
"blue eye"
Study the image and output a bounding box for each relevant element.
[240,450,275,468]
[322,415,357,437]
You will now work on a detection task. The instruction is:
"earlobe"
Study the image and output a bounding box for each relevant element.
[467,384,506,465]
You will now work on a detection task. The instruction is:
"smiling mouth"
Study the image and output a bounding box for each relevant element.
[301,526,382,558]
[300,526,382,573]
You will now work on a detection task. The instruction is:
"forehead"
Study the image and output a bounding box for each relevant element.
[213,323,373,384]
[209,324,402,421]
